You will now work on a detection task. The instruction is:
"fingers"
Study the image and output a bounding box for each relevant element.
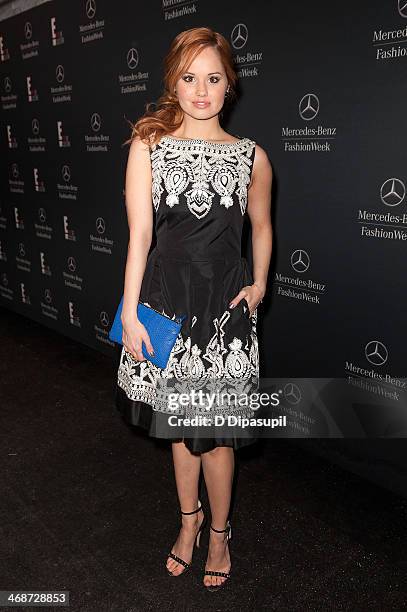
[229,289,250,311]
[123,330,155,362]
[142,331,155,358]
[123,339,145,361]
[122,328,145,361]
[134,342,146,362]
[229,287,262,317]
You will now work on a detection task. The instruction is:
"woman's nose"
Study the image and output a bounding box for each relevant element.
[196,84,208,96]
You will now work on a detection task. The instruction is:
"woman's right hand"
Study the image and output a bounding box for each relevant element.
[121,314,155,362]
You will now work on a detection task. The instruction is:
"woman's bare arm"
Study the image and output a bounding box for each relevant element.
[228,144,273,314]
[246,144,273,298]
[121,135,153,326]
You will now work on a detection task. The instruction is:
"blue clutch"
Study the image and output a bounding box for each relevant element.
[109,296,187,369]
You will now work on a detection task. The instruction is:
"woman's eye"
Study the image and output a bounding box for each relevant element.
[182,76,221,84]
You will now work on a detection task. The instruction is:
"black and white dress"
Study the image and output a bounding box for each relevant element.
[115,134,260,453]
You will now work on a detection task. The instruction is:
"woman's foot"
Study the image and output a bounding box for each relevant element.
[203,526,231,588]
[166,507,205,576]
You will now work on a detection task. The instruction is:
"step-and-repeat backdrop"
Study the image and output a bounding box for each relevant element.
[1,1,407,456]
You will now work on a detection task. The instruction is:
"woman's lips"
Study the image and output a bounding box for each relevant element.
[193,101,210,108]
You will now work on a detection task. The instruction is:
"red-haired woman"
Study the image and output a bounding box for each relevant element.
[115,26,273,590]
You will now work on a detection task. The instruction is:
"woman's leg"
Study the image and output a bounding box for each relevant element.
[201,446,234,587]
[166,440,203,575]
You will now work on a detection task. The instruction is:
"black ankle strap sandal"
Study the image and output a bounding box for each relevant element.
[166,499,207,577]
[203,520,232,591]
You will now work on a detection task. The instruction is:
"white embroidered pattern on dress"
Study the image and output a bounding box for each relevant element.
[117,303,259,417]
[150,136,256,219]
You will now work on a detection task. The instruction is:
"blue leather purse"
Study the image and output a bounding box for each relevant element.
[109,296,187,369]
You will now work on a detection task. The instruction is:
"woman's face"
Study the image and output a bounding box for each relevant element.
[175,46,228,120]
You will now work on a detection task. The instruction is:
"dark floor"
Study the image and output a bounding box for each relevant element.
[2,307,407,611]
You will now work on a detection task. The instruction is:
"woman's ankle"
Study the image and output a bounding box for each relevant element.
[181,514,201,528]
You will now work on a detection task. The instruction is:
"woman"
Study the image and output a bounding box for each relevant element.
[115,26,273,590]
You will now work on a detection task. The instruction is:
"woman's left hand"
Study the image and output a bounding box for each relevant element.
[229,283,265,317]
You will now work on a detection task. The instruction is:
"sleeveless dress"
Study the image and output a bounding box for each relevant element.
[115,134,260,454]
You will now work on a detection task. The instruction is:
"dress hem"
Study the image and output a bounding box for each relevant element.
[115,385,259,454]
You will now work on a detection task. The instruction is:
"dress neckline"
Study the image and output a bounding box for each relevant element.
[160,134,246,147]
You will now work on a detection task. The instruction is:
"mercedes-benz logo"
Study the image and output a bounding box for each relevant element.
[399,0,407,18]
[100,311,109,327]
[24,22,32,40]
[299,93,320,121]
[127,47,139,70]
[380,178,406,207]
[38,208,46,223]
[96,217,105,234]
[11,163,19,179]
[32,118,40,135]
[91,112,101,132]
[67,256,76,272]
[4,76,11,93]
[44,288,52,303]
[86,0,96,19]
[291,249,310,273]
[18,243,25,257]
[62,164,71,182]
[365,340,388,366]
[56,64,65,83]
[283,382,301,405]
[231,23,248,50]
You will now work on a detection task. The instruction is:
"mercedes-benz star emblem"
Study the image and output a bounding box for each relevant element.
[96,217,105,234]
[291,249,310,273]
[100,311,109,327]
[86,0,96,19]
[284,383,302,405]
[67,256,76,272]
[380,178,406,207]
[56,64,65,83]
[91,113,101,132]
[62,165,71,182]
[365,340,388,366]
[299,94,320,121]
[32,118,40,135]
[127,48,139,70]
[231,23,248,50]
[399,0,407,18]
[24,22,32,40]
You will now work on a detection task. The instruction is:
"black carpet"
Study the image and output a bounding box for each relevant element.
[1,306,407,611]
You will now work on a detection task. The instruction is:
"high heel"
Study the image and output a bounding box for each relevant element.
[203,520,232,591]
[166,499,207,576]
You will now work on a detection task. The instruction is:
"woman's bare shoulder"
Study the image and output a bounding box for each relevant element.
[253,143,272,173]
[247,143,272,191]
[128,134,153,153]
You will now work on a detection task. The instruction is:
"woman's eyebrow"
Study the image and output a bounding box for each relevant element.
[183,71,222,75]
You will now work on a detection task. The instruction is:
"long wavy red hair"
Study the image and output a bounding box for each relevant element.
[123,26,238,147]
